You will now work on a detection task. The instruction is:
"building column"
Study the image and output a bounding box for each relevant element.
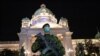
[18,33,28,56]
[24,34,32,56]
[63,32,74,56]
[18,33,26,50]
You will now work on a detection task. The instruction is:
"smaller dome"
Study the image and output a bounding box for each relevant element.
[33,4,53,16]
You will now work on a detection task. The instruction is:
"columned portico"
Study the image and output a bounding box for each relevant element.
[18,4,74,56]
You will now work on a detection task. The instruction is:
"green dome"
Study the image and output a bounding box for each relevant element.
[95,31,100,38]
[95,27,100,38]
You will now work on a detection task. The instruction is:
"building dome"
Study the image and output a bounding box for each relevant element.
[31,4,57,26]
[33,4,53,16]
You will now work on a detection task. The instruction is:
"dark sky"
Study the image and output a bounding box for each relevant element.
[1,0,100,41]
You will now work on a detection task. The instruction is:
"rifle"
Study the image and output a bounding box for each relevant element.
[35,33,58,56]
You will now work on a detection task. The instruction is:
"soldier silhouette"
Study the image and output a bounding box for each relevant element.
[31,23,65,56]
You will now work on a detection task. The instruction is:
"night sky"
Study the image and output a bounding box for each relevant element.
[1,0,100,41]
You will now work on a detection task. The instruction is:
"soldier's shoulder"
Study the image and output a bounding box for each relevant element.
[50,34,56,37]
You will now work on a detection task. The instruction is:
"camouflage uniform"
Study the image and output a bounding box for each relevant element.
[31,34,65,56]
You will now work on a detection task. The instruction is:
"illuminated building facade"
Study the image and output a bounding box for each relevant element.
[18,4,74,56]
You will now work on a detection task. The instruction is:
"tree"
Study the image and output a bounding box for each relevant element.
[0,49,14,56]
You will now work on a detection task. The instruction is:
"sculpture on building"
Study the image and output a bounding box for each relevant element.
[31,23,65,56]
